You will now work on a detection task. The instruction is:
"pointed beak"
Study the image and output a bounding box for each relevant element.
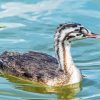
[87,33,100,39]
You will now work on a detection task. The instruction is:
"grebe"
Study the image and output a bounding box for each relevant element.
[0,23,99,86]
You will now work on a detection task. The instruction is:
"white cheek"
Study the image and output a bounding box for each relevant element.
[70,33,76,36]
[71,35,83,41]
[76,34,84,39]
[59,28,75,41]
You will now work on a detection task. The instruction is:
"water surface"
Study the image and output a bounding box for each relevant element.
[0,0,100,100]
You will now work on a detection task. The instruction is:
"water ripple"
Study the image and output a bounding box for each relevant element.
[0,38,26,43]
[0,22,25,30]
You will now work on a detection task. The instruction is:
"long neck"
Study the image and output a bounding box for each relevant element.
[55,40,74,73]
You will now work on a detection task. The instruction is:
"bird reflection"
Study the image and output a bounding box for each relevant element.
[1,73,82,100]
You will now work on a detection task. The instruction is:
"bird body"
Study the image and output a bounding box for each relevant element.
[0,23,99,86]
[0,51,73,86]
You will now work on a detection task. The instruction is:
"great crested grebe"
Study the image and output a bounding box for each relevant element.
[0,23,99,86]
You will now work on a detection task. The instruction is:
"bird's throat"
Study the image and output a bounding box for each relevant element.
[56,41,74,73]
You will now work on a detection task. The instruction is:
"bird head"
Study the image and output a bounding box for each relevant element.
[55,23,100,43]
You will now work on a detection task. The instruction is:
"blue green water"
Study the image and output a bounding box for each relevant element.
[0,0,100,100]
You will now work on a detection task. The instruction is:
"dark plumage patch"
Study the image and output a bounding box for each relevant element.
[23,72,33,78]
[79,27,83,32]
[67,35,76,40]
[58,25,66,33]
[75,29,80,32]
[0,60,3,70]
[36,71,45,82]
[76,33,81,36]
[58,23,81,33]
[59,24,63,27]
[65,23,78,28]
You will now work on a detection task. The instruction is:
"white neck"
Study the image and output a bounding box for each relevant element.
[56,41,73,73]
[55,41,82,84]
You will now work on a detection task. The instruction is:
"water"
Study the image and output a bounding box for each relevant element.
[0,0,100,100]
